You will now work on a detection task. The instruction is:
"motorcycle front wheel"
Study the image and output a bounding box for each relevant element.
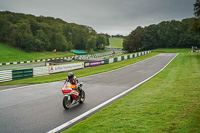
[63,96,71,109]
[79,90,85,103]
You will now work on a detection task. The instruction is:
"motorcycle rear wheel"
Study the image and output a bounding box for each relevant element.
[63,96,71,109]
[79,90,85,103]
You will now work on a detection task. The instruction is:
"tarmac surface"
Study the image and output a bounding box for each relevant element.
[0,53,177,133]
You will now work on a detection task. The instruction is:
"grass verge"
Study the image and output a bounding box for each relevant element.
[108,38,123,48]
[0,53,158,86]
[63,50,200,133]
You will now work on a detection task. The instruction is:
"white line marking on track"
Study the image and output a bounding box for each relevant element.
[47,53,178,133]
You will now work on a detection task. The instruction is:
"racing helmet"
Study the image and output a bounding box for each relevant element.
[68,72,74,80]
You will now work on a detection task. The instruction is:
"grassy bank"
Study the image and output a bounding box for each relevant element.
[0,53,158,86]
[63,50,200,132]
[0,43,75,63]
[109,38,123,48]
[0,43,109,63]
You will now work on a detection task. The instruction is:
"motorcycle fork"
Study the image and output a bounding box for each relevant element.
[67,95,70,100]
[64,94,72,103]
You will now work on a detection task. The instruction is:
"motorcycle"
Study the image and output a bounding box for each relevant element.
[61,81,85,109]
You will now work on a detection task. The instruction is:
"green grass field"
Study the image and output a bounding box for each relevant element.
[0,43,76,63]
[63,49,200,133]
[108,38,123,48]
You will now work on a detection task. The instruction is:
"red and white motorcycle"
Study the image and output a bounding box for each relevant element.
[61,81,85,109]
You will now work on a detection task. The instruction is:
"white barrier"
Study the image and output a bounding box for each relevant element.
[124,55,127,60]
[50,62,84,74]
[0,70,12,82]
[33,67,50,77]
[109,58,114,64]
[135,54,137,57]
[117,56,121,61]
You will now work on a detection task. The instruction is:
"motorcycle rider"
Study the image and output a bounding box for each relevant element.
[66,72,78,84]
[66,72,80,91]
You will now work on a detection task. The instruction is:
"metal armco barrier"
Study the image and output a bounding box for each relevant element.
[33,67,49,77]
[0,70,12,82]
[12,69,33,80]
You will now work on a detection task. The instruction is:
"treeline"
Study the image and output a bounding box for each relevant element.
[123,18,200,52]
[111,34,124,38]
[0,11,109,52]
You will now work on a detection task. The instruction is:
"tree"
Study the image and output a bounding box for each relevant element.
[123,26,144,52]
[124,18,198,51]
[141,24,159,50]
[34,30,50,51]
[0,11,101,52]
[86,36,96,51]
[122,36,129,51]
[96,34,108,49]
[105,34,110,46]
[52,33,68,51]
[15,22,34,50]
[0,18,10,42]
[23,35,34,51]
[194,0,200,18]
[178,34,193,48]
[5,24,17,47]
[193,0,200,46]
[192,1,200,34]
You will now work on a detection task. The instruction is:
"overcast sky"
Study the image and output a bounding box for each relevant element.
[0,0,196,35]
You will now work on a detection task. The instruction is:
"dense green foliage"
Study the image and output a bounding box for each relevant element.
[0,11,109,52]
[123,18,200,52]
[194,0,200,17]
[111,34,124,38]
[192,0,200,36]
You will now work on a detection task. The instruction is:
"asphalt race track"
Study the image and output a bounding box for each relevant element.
[0,53,177,133]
